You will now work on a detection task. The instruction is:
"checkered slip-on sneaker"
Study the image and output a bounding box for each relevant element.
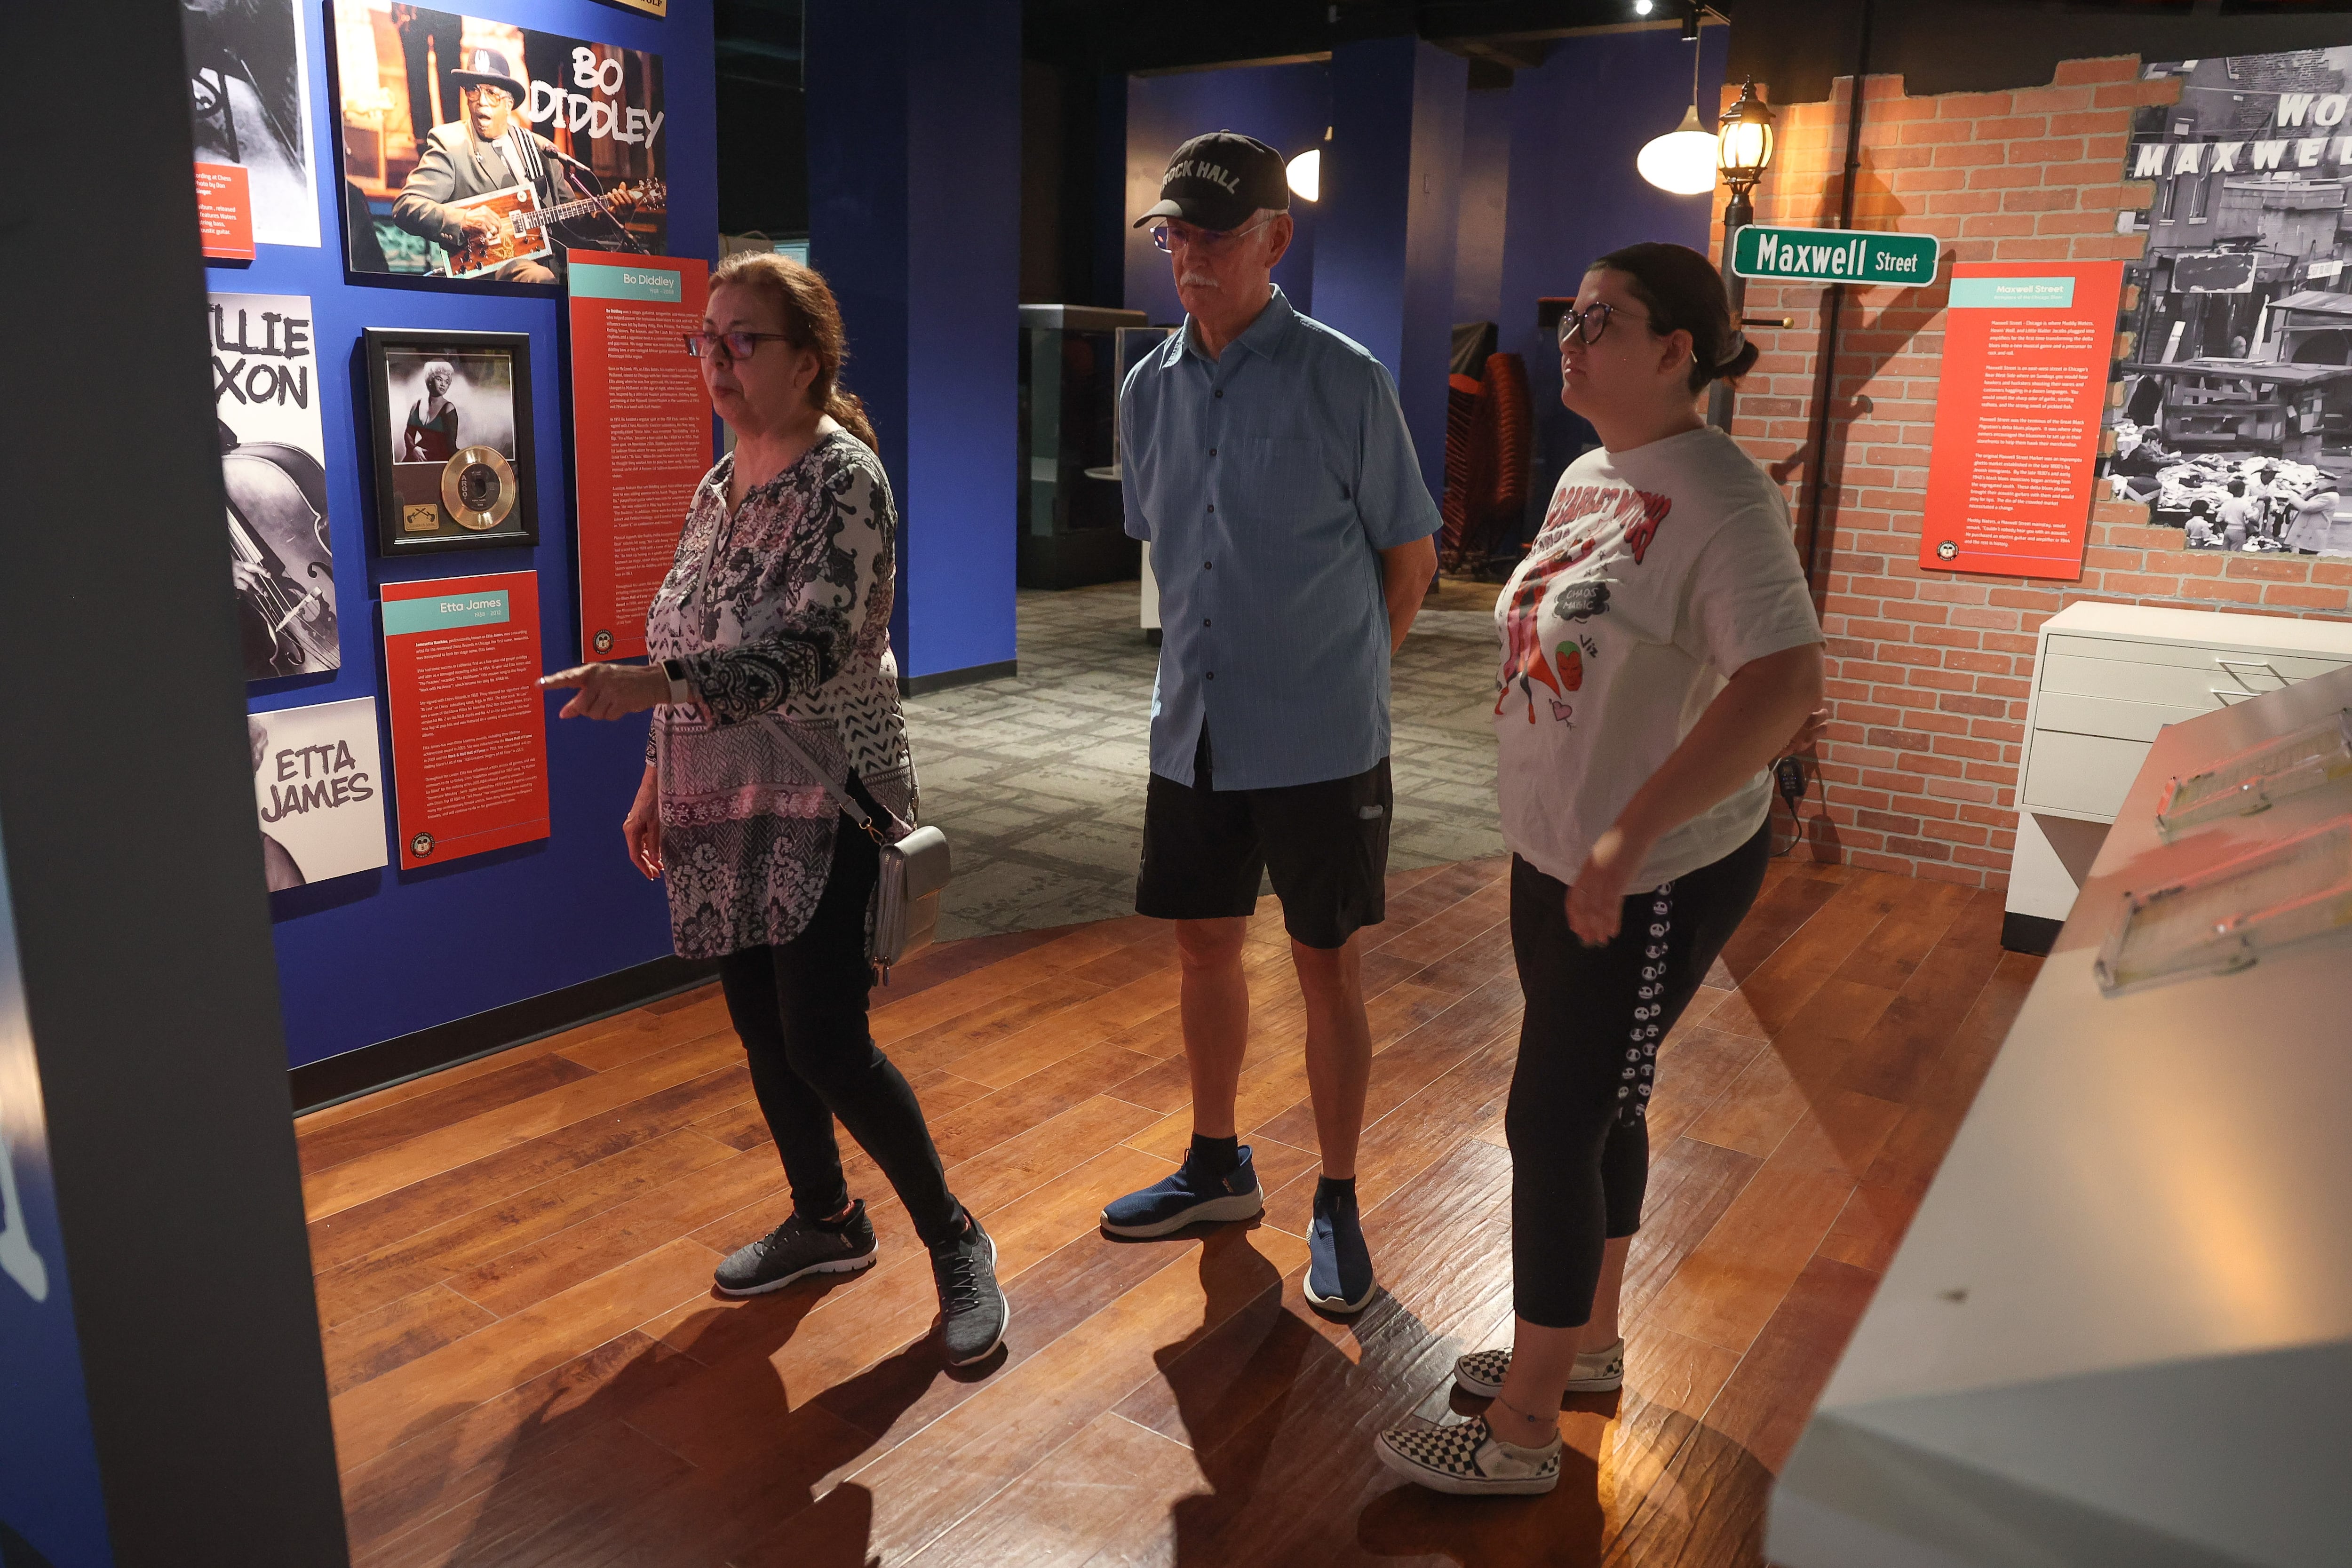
[1452,1337,1625,1399]
[1375,1415,1561,1496]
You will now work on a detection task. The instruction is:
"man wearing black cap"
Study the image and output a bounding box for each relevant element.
[389,46,562,283]
[1098,131,1442,1318]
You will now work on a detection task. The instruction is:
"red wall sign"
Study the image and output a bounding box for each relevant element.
[1920,260,2125,579]
[568,250,712,661]
[381,571,551,870]
[194,163,255,262]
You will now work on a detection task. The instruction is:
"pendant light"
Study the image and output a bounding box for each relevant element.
[1637,21,1719,196]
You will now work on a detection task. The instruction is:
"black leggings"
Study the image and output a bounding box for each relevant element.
[1504,822,1770,1329]
[715,795,962,1249]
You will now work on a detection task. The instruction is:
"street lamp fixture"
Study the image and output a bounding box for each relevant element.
[1709,77,1777,431]
[1717,76,1776,208]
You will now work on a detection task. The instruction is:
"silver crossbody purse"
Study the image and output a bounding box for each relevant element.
[763,722,951,982]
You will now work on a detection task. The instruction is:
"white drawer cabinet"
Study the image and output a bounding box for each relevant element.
[2003,603,2352,950]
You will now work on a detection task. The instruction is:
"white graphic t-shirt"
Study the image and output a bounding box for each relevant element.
[1494,425,1821,891]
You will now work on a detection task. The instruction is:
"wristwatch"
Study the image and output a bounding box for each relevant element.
[660,657,694,703]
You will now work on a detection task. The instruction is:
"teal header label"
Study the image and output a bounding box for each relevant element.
[384,590,510,637]
[569,263,683,303]
[1950,276,2076,310]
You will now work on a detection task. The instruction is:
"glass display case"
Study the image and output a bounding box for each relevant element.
[1017,304,1153,589]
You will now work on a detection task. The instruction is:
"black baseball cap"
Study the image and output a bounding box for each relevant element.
[1135,131,1290,232]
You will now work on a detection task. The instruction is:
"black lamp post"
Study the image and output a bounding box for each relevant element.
[1710,77,1776,431]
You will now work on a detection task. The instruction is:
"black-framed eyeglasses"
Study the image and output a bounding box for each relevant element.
[683,331,796,361]
[1149,214,1279,255]
[1557,302,1653,347]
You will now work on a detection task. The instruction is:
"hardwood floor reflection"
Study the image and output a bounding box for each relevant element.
[300,857,2038,1566]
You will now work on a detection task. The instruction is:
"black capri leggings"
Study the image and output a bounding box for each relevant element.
[1504,821,1770,1329]
[714,786,963,1250]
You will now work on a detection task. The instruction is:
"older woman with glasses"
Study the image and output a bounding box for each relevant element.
[1376,242,1825,1496]
[539,250,1008,1367]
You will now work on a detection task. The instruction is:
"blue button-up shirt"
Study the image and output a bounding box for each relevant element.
[1120,287,1441,791]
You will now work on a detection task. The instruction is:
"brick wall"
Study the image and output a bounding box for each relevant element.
[1722,57,2352,888]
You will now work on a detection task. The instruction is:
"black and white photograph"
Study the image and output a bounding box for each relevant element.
[2113,49,2352,556]
[247,697,388,890]
[332,1,668,284]
[214,291,340,682]
[183,0,321,248]
[364,327,537,553]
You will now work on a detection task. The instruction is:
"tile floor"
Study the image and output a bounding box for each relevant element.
[903,579,1506,941]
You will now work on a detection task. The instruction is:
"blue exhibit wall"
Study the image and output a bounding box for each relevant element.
[903,0,1021,682]
[227,0,715,1071]
[1453,82,1513,328]
[806,0,1020,686]
[1496,23,1728,525]
[1314,38,1467,506]
[1123,64,1331,325]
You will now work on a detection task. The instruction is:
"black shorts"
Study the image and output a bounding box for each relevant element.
[1136,727,1391,950]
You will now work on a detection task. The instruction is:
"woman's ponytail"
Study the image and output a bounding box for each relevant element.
[826,388,878,452]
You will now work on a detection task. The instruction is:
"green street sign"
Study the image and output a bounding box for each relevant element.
[1730,225,1939,287]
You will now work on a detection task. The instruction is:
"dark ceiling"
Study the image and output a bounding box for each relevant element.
[709,0,1725,89]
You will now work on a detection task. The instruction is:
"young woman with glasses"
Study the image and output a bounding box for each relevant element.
[539,249,1008,1366]
[1376,241,1825,1495]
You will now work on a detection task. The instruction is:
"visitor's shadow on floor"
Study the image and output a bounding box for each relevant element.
[345,1271,947,1568]
[1125,1235,1779,1568]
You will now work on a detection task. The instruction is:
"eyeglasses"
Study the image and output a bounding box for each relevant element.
[683,331,796,362]
[1556,302,1654,347]
[463,85,514,108]
[1149,215,1278,255]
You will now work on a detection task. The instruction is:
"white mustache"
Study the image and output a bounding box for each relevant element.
[1179,273,1221,288]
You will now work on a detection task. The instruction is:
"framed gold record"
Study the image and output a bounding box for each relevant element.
[364,327,537,554]
[441,446,517,530]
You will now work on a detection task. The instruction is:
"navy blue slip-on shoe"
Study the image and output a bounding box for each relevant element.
[1304,1180,1375,1314]
[1100,1146,1264,1238]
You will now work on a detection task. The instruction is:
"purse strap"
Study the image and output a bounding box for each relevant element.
[757,716,900,846]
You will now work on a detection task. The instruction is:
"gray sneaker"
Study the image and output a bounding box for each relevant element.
[930,1212,1009,1366]
[713,1200,878,1297]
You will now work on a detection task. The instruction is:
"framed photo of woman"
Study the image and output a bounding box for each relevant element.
[362,326,537,554]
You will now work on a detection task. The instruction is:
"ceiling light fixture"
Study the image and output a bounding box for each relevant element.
[1637,24,1720,197]
[1287,148,1321,201]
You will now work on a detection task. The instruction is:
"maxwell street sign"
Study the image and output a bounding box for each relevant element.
[1731,225,1939,287]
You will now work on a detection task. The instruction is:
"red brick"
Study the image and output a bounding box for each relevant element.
[2098,572,2187,597]
[2091,80,2180,109]
[1933,141,2010,168]
[2224,555,2314,583]
[2264,582,2350,611]
[1906,668,1976,694]
[1936,91,2014,120]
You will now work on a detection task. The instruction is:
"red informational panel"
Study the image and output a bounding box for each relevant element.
[1920,261,2126,579]
[194,163,255,262]
[568,250,712,661]
[381,572,551,870]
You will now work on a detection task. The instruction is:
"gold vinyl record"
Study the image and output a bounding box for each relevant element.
[441,446,517,531]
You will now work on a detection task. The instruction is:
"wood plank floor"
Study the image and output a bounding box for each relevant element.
[301,856,2040,1567]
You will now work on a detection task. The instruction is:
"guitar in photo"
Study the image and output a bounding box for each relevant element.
[432,178,665,280]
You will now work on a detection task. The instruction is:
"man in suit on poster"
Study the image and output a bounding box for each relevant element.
[390,46,563,283]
